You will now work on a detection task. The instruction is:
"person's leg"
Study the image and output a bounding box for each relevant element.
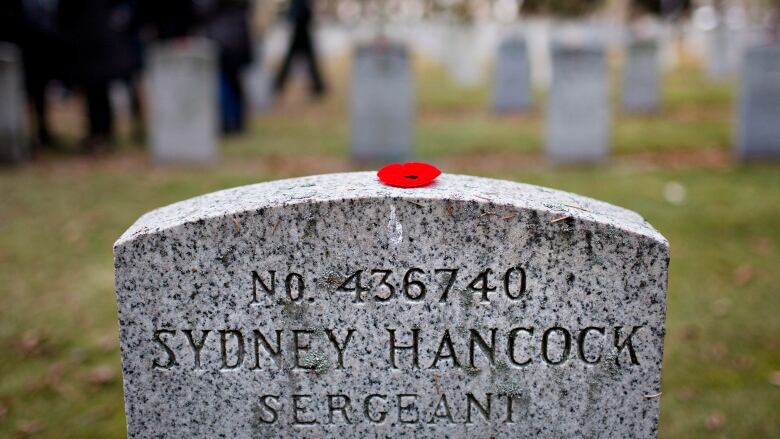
[273,26,302,94]
[299,25,326,95]
[228,67,247,132]
[127,75,145,144]
[218,70,239,134]
[84,82,113,151]
[26,75,52,147]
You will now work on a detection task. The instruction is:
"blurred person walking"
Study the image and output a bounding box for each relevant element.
[4,0,64,149]
[273,0,326,98]
[202,0,253,134]
[113,0,145,144]
[59,0,142,153]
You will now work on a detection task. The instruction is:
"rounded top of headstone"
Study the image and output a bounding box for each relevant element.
[116,172,666,249]
[500,34,528,49]
[149,37,216,61]
[355,40,407,56]
[550,39,605,54]
[627,35,660,48]
[746,42,780,56]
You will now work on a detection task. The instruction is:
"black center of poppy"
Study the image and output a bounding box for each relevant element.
[404,175,418,179]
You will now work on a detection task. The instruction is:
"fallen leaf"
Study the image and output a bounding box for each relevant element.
[87,366,117,386]
[45,363,66,392]
[710,298,731,317]
[677,386,694,402]
[678,324,698,341]
[749,236,774,256]
[16,419,45,436]
[770,371,780,387]
[706,411,726,431]
[729,355,755,370]
[733,264,755,286]
[97,334,118,352]
[14,331,47,357]
[707,344,728,361]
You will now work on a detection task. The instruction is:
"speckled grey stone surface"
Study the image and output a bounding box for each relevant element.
[115,172,668,438]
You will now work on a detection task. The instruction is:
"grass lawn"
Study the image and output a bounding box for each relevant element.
[0,56,778,438]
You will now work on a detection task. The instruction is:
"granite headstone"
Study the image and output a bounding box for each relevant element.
[147,38,218,164]
[115,172,669,438]
[0,42,29,164]
[736,44,780,160]
[546,41,610,164]
[350,42,413,162]
[623,38,661,113]
[491,35,532,113]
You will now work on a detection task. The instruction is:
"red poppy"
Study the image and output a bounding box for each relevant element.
[377,162,442,188]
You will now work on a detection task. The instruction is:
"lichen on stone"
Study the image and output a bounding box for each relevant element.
[318,270,342,291]
[302,218,317,238]
[277,297,305,320]
[494,360,509,373]
[462,365,481,376]
[496,379,524,399]
[600,349,623,377]
[301,350,330,375]
[459,289,474,307]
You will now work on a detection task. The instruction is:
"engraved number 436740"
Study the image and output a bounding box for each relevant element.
[335,267,526,303]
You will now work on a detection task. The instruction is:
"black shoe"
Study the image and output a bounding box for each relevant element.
[82,135,113,155]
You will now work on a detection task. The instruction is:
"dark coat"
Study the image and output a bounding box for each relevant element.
[288,0,313,25]
[4,0,66,82]
[0,1,22,43]
[135,0,200,41]
[203,0,253,70]
[58,0,141,85]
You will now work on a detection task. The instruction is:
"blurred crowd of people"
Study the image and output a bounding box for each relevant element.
[0,0,255,153]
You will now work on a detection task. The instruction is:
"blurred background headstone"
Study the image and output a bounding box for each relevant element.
[704,2,748,80]
[244,38,274,113]
[350,41,413,162]
[736,44,780,161]
[708,21,737,79]
[623,36,661,112]
[546,38,610,164]
[525,19,553,90]
[0,42,29,164]
[491,34,532,113]
[147,38,218,164]
[443,18,491,87]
